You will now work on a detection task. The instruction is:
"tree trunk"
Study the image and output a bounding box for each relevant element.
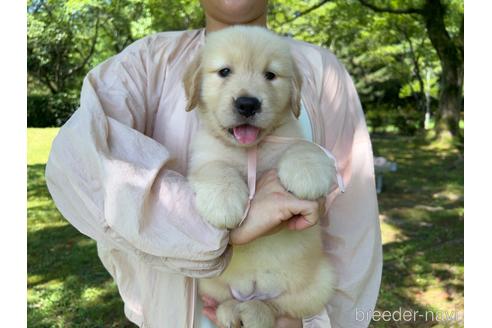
[421,0,463,137]
[403,30,427,129]
[358,0,464,138]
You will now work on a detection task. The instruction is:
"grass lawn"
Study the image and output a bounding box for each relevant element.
[372,134,464,327]
[27,128,60,165]
[27,128,463,327]
[27,128,133,328]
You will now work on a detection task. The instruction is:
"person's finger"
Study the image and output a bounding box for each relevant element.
[287,215,301,230]
[281,197,319,225]
[202,307,219,325]
[201,295,218,307]
[287,215,314,230]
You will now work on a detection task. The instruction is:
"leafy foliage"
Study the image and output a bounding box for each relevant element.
[28,0,102,94]
[268,0,463,134]
[27,0,463,133]
[148,0,204,31]
[27,93,79,127]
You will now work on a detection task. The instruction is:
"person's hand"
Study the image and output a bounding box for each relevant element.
[201,295,302,328]
[229,169,325,245]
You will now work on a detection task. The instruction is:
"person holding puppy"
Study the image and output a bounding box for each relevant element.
[45,0,382,327]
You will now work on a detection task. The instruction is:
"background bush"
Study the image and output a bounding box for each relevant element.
[27,93,79,127]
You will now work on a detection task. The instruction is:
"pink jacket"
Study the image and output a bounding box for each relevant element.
[45,28,382,328]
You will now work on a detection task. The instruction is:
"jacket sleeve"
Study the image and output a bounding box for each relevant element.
[45,37,230,278]
[318,51,383,328]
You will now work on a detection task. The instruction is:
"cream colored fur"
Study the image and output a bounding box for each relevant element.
[183,26,337,328]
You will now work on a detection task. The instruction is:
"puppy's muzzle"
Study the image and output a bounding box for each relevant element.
[234,97,261,118]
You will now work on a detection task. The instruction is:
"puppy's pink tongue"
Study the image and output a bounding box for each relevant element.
[233,124,260,144]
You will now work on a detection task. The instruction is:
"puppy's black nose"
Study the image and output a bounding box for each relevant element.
[234,97,261,117]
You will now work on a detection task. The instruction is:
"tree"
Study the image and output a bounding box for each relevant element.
[358,0,464,138]
[269,0,462,137]
[148,0,204,31]
[27,0,102,95]
[28,0,462,133]
[27,0,154,126]
[27,0,206,126]
[269,0,441,134]
[27,0,204,97]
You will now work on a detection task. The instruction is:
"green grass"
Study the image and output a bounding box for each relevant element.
[27,128,134,328]
[27,128,463,327]
[372,133,464,327]
[27,128,60,165]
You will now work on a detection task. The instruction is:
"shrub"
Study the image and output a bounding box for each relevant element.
[27,93,79,127]
[365,101,424,136]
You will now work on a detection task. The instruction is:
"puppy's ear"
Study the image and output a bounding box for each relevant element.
[290,61,303,119]
[183,52,203,112]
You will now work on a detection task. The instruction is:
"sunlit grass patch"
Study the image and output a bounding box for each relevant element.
[27,128,59,165]
[27,128,134,328]
[380,214,408,244]
[373,132,463,327]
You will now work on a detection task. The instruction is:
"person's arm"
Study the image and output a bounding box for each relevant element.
[314,50,383,328]
[45,36,230,278]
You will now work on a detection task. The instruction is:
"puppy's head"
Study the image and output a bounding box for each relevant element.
[183,26,302,147]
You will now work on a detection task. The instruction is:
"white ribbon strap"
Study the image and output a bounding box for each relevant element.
[239,146,258,226]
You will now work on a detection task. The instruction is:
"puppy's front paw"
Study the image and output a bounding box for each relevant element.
[191,164,249,229]
[195,184,248,229]
[235,300,275,328]
[278,143,336,200]
[217,299,241,328]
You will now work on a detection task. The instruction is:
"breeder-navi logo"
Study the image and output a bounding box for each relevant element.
[355,308,464,323]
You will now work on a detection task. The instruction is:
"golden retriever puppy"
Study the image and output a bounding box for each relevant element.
[183,26,336,328]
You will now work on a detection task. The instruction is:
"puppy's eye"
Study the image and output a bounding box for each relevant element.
[218,68,231,78]
[265,72,276,81]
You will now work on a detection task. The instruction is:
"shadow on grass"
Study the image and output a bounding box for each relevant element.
[371,134,464,327]
[28,164,51,201]
[27,164,136,328]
